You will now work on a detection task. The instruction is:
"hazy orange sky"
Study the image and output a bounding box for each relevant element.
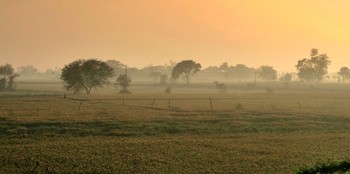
[1,0,350,72]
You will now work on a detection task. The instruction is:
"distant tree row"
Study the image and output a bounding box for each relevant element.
[2,48,347,94]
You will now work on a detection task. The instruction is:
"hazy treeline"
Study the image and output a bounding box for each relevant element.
[12,60,260,83]
[3,49,350,85]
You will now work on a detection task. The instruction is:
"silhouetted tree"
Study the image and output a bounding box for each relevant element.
[148,71,162,83]
[115,66,131,93]
[279,73,292,82]
[17,65,39,77]
[106,59,125,76]
[172,60,201,85]
[338,67,350,82]
[296,49,331,82]
[279,73,292,88]
[0,64,14,79]
[60,59,114,94]
[257,66,277,81]
[0,64,18,91]
[219,62,230,80]
[7,74,20,91]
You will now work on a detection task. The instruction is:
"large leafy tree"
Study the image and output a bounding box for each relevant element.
[257,66,277,81]
[338,67,350,82]
[0,64,18,91]
[296,49,331,82]
[171,60,201,85]
[61,59,114,94]
[0,64,14,79]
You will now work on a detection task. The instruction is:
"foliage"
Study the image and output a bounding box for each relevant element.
[116,74,131,93]
[0,64,14,79]
[60,59,114,94]
[296,49,331,82]
[338,67,350,82]
[0,78,6,91]
[297,160,350,174]
[257,66,277,81]
[171,60,202,85]
[7,74,20,91]
[148,71,162,83]
[106,59,125,76]
[279,73,292,82]
[0,64,18,91]
[17,65,39,76]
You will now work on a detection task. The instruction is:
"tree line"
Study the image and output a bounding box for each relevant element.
[2,48,349,94]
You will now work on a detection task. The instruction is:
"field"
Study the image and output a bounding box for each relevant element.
[1,82,350,173]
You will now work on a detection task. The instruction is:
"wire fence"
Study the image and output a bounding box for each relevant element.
[1,91,349,115]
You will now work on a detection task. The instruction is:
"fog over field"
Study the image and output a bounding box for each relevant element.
[2,1,350,173]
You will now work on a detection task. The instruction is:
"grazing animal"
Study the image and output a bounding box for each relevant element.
[213,81,227,93]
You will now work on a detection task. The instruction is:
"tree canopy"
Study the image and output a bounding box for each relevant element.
[257,66,277,81]
[0,64,18,91]
[171,60,201,85]
[60,59,114,94]
[296,49,331,82]
[338,67,350,82]
[115,66,132,94]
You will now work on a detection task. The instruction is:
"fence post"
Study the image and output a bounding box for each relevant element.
[151,98,156,108]
[209,96,213,111]
[298,102,302,109]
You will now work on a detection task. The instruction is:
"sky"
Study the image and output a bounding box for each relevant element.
[1,0,350,72]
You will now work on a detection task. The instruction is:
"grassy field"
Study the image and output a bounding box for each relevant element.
[1,82,350,173]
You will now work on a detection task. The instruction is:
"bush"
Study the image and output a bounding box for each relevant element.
[165,87,171,94]
[296,160,350,174]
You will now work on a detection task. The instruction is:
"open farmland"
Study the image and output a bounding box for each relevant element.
[1,83,350,173]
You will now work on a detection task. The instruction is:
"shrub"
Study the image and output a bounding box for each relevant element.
[296,160,350,174]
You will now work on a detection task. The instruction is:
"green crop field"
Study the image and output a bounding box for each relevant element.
[1,82,350,173]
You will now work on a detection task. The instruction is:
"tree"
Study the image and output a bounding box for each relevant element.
[279,73,292,82]
[171,60,202,85]
[338,67,350,82]
[106,59,125,76]
[7,74,20,91]
[0,64,18,91]
[0,64,14,79]
[219,62,230,80]
[296,49,331,82]
[148,71,162,83]
[115,66,131,93]
[257,66,277,81]
[17,65,39,77]
[60,59,114,94]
